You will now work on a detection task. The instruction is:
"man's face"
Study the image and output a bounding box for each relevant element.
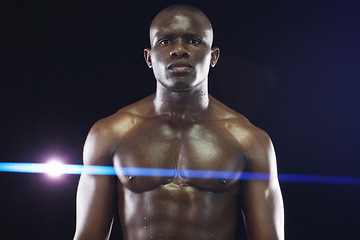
[145,10,218,91]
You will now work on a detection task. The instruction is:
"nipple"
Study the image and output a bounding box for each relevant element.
[219,178,228,185]
[127,175,136,181]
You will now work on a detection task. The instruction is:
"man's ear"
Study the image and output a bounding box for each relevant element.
[144,48,152,68]
[210,47,220,68]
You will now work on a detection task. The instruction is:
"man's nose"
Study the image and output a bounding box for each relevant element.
[170,39,190,58]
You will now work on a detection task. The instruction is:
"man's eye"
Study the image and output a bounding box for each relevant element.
[190,39,201,45]
[159,39,170,45]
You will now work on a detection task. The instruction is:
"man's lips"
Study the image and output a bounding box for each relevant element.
[167,62,193,72]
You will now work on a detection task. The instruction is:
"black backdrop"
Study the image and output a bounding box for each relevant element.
[1,0,360,239]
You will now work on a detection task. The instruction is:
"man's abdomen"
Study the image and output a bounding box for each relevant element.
[118,181,239,240]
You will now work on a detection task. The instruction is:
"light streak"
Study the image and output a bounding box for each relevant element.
[0,162,359,184]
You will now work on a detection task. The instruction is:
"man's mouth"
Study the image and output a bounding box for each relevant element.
[167,62,193,73]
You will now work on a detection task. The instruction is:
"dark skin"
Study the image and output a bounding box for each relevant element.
[74,5,284,240]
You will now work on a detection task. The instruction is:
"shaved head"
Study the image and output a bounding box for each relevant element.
[149,4,214,47]
[144,4,220,91]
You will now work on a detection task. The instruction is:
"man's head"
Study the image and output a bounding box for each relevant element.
[144,4,220,91]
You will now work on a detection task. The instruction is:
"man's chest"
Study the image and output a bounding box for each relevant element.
[113,119,246,192]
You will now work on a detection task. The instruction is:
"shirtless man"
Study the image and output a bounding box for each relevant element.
[73,4,284,240]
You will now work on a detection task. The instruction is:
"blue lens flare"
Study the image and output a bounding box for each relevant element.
[0,162,359,184]
[278,173,360,184]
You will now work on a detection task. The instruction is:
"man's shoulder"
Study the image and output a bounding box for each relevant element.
[210,99,274,169]
[117,94,156,118]
[90,95,155,139]
[83,112,139,166]
[209,96,270,148]
[222,117,270,151]
[91,112,137,137]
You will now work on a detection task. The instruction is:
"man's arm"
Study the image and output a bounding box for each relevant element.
[240,129,284,240]
[74,121,118,240]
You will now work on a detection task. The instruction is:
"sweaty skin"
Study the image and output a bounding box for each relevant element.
[74,5,284,240]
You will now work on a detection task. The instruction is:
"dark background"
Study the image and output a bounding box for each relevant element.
[1,0,360,239]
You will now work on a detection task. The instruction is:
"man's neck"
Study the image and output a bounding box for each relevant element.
[154,82,209,120]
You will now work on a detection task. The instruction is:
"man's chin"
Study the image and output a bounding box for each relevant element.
[160,80,194,92]
[157,76,205,92]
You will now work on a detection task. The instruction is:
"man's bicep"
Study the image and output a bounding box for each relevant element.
[240,132,284,240]
[74,173,117,240]
[74,122,118,240]
[241,178,284,240]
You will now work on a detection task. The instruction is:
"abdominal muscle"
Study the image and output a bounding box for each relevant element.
[117,178,239,240]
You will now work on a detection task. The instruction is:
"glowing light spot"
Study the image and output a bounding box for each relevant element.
[45,160,64,177]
